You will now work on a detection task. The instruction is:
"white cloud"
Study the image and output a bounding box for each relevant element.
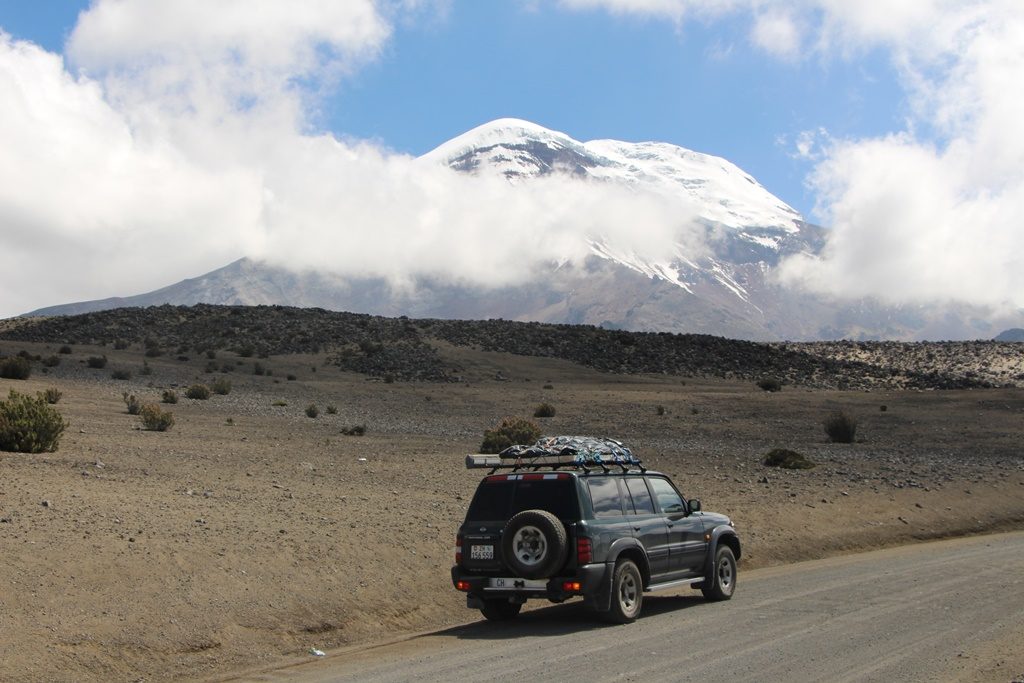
[0,1,705,317]
[563,0,1024,310]
[3,0,1023,317]
[750,11,801,60]
[777,1,1024,309]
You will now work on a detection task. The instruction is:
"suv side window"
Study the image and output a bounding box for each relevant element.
[648,477,685,515]
[624,477,656,515]
[587,477,625,518]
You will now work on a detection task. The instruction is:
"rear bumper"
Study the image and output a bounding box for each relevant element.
[452,564,608,606]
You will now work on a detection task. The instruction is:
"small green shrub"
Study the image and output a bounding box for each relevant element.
[340,423,366,436]
[225,417,235,426]
[326,404,338,415]
[139,403,174,431]
[533,402,556,418]
[144,347,163,358]
[113,339,130,350]
[655,405,666,416]
[219,363,234,373]
[58,345,73,355]
[205,350,217,360]
[757,377,783,392]
[763,448,816,469]
[161,390,179,404]
[253,362,266,376]
[0,356,32,380]
[880,405,888,412]
[286,374,297,381]
[211,378,232,395]
[480,417,542,454]
[42,355,61,368]
[305,404,320,418]
[123,392,142,415]
[824,411,858,443]
[542,384,554,390]
[40,388,62,404]
[236,346,255,358]
[139,361,153,376]
[86,356,107,369]
[272,400,288,407]
[111,369,132,380]
[185,384,211,400]
[0,389,68,453]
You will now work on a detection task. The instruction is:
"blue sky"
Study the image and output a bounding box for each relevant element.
[0,0,905,218]
[0,1,1021,317]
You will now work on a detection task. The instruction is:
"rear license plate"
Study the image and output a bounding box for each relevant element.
[488,577,548,590]
[470,544,494,560]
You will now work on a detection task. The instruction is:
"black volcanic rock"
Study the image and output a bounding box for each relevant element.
[1,304,1007,389]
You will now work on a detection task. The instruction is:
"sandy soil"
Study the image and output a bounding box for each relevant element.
[1,340,1022,682]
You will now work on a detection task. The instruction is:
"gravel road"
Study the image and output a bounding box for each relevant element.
[231,532,1024,683]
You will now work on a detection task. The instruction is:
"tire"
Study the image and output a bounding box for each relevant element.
[601,559,643,624]
[701,544,737,601]
[501,509,568,580]
[480,598,522,621]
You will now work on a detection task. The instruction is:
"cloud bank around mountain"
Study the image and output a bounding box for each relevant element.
[1,0,1022,317]
[0,0,705,317]
[562,0,1024,311]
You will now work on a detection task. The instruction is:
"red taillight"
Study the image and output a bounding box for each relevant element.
[455,580,471,592]
[562,581,582,592]
[577,537,593,565]
[455,535,463,565]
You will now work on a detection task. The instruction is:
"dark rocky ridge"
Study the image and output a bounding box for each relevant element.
[2,304,1016,389]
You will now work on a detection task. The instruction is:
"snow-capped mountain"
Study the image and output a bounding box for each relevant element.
[421,118,823,322]
[22,119,1024,340]
[426,118,802,232]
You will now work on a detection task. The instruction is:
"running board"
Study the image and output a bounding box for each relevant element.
[646,577,704,592]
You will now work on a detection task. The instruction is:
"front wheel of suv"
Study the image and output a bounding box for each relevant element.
[601,559,643,624]
[701,545,737,601]
[480,598,522,621]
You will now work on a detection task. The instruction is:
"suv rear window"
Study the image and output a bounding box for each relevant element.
[465,479,579,521]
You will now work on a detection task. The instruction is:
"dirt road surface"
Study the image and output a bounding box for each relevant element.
[233,532,1024,683]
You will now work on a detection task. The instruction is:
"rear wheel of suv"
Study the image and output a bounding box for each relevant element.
[701,545,737,601]
[480,598,522,621]
[501,509,568,580]
[602,559,643,624]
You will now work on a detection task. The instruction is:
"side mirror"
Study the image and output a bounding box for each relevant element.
[688,499,702,513]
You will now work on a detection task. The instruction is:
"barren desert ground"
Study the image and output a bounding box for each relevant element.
[1,337,1023,682]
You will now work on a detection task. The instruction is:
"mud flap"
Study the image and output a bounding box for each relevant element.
[584,562,615,612]
[467,594,483,609]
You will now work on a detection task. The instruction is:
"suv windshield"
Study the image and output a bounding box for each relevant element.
[465,479,579,521]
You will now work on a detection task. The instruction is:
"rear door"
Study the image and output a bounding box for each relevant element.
[622,476,671,578]
[648,476,706,574]
[460,473,580,573]
[460,476,514,572]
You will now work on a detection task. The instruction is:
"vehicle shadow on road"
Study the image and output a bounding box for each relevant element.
[452,593,706,641]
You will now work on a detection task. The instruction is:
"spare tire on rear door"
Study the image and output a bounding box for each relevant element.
[502,509,568,579]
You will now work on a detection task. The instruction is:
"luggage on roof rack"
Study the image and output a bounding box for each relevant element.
[465,435,644,473]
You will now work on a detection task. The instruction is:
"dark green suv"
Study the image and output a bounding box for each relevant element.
[451,437,740,623]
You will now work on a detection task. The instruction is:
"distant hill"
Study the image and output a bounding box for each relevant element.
[5,304,1020,389]
[995,328,1024,342]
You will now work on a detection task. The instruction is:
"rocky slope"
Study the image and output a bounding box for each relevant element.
[5,304,1021,389]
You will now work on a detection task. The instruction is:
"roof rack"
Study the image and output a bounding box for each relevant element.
[465,436,645,474]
